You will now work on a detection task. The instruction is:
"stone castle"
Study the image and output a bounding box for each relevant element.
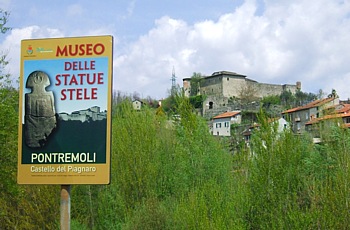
[59,106,106,122]
[183,71,301,118]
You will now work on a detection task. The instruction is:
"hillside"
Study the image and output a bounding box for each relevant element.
[2,91,350,229]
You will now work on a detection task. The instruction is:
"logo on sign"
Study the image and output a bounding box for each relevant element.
[27,45,33,55]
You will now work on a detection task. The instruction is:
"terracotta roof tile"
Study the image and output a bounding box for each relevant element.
[336,104,350,114]
[282,97,336,114]
[213,111,240,119]
[305,113,350,125]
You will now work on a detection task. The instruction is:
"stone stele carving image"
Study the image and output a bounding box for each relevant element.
[24,71,57,148]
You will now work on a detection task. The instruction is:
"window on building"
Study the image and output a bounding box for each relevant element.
[216,123,222,128]
[224,121,230,127]
[227,77,229,81]
[209,101,213,109]
[346,117,350,123]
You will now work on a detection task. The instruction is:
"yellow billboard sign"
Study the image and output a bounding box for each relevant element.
[18,36,113,184]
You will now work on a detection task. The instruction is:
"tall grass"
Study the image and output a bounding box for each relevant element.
[2,92,350,228]
[244,113,350,229]
[70,99,350,229]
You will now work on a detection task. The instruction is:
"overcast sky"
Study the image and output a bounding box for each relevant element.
[1,0,350,100]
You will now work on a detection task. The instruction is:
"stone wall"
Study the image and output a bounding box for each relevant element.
[183,71,300,118]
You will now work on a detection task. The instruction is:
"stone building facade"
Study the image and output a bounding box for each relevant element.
[183,71,301,118]
[59,106,106,122]
[282,96,340,133]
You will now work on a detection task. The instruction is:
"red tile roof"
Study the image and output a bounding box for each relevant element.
[213,111,240,119]
[282,97,336,114]
[336,104,350,114]
[305,112,350,125]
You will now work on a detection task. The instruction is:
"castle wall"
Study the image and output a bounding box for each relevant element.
[284,84,300,94]
[222,76,248,98]
[202,95,230,119]
[200,76,223,96]
[184,72,300,100]
[255,83,286,98]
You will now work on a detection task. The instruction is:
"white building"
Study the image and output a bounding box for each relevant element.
[212,111,241,136]
[133,100,142,111]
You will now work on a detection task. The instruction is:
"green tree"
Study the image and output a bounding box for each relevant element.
[189,72,202,96]
[317,88,326,99]
[0,10,20,228]
[0,9,10,33]
[295,89,317,106]
[0,10,59,229]
[280,90,295,108]
[261,95,281,107]
[189,94,205,108]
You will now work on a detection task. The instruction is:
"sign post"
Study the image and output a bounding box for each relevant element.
[18,36,113,228]
[60,185,71,229]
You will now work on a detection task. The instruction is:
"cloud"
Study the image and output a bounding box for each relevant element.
[114,16,193,98]
[114,0,350,99]
[1,26,64,78]
[2,0,350,100]
[126,0,136,18]
[66,4,84,17]
[0,0,11,10]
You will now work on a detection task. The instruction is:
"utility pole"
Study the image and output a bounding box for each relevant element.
[171,66,177,95]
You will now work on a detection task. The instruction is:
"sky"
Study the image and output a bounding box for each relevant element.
[1,0,350,100]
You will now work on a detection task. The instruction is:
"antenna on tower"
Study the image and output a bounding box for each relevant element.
[171,66,177,95]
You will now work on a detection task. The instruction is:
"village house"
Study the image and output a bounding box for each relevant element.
[132,99,143,111]
[282,95,340,133]
[305,103,350,140]
[242,117,289,143]
[212,111,241,136]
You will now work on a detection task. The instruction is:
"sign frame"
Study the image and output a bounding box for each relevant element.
[17,35,113,184]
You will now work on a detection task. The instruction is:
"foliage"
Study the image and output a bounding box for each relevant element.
[261,94,281,107]
[0,60,58,230]
[3,89,350,229]
[69,96,242,229]
[189,72,202,96]
[189,94,205,109]
[279,89,317,109]
[280,90,295,108]
[243,110,350,229]
[160,94,176,114]
[155,104,165,116]
[295,89,317,106]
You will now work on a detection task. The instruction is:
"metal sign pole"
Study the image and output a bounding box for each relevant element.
[60,185,71,230]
